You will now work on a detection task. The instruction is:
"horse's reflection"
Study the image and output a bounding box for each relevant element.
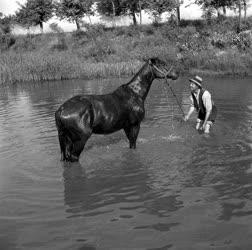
[62,151,150,217]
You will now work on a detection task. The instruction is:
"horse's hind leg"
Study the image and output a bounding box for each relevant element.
[65,121,92,162]
[68,107,93,162]
[57,130,67,161]
[71,134,91,162]
[59,103,93,162]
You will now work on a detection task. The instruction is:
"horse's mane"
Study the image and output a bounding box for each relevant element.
[126,60,149,84]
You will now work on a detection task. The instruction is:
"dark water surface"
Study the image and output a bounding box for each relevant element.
[0,77,251,250]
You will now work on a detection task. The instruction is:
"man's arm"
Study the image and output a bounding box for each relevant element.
[184,106,195,121]
[184,96,195,121]
[202,91,212,128]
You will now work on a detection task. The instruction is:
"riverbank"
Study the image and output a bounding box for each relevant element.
[1,17,252,85]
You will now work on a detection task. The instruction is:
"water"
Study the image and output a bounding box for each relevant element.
[0,77,251,250]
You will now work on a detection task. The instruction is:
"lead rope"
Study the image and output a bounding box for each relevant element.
[165,73,188,138]
[162,80,175,130]
[153,64,187,137]
[152,64,185,117]
[163,75,188,138]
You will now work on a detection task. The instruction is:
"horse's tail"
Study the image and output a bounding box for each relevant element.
[55,101,94,162]
[55,107,75,161]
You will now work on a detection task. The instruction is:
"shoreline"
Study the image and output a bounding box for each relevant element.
[1,19,252,85]
[6,69,252,87]
[1,57,252,85]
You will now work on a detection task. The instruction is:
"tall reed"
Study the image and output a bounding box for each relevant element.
[1,19,252,85]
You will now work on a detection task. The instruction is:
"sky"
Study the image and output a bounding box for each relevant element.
[0,0,22,15]
[0,0,252,33]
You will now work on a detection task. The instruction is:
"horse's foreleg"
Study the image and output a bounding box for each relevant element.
[124,123,140,149]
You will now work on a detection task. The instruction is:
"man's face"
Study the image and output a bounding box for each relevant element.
[189,82,199,92]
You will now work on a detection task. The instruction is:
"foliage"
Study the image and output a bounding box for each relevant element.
[96,0,122,16]
[49,22,64,33]
[196,0,235,14]
[96,0,178,25]
[1,16,252,84]
[49,23,68,51]
[232,31,252,50]
[96,0,147,25]
[54,0,94,30]
[145,0,176,24]
[15,0,54,31]
[11,34,42,51]
[0,34,16,50]
[0,14,15,50]
[0,14,14,34]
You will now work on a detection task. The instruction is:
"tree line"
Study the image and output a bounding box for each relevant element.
[0,0,250,34]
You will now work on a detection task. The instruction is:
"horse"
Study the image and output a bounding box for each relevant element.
[55,57,179,162]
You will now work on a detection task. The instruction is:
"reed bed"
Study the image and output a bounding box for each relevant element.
[1,19,252,85]
[0,50,141,85]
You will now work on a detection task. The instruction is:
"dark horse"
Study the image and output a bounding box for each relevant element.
[55,58,178,162]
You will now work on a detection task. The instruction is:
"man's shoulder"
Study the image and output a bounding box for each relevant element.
[202,89,211,97]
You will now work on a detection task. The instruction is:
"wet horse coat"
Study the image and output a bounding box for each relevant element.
[55,58,178,162]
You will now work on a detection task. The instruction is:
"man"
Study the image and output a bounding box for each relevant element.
[184,75,217,134]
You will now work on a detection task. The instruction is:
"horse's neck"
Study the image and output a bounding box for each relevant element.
[127,64,154,100]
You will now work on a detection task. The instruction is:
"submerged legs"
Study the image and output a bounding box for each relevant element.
[124,123,140,149]
[58,133,91,162]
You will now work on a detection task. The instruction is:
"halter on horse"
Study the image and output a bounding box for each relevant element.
[55,57,179,162]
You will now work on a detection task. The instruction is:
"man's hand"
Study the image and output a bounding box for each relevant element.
[184,115,189,121]
[202,122,207,130]
[184,107,195,122]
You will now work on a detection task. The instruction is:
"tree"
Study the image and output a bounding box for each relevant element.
[15,0,54,32]
[96,0,122,17]
[175,0,183,24]
[96,0,148,25]
[0,13,14,34]
[121,0,143,25]
[196,0,235,17]
[195,0,248,32]
[237,0,241,32]
[54,0,94,30]
[243,0,247,19]
[145,0,177,24]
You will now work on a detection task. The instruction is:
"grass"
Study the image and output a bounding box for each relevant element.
[1,17,252,85]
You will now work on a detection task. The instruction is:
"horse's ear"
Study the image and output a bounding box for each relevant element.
[143,58,148,63]
[148,58,153,65]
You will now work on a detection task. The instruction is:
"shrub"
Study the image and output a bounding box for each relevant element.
[232,31,252,50]
[140,25,155,35]
[121,25,140,37]
[50,37,68,51]
[211,32,232,49]
[0,34,15,50]
[160,25,179,42]
[71,29,87,39]
[12,34,37,51]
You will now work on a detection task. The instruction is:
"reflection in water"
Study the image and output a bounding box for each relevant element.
[62,150,186,249]
[63,151,152,217]
[0,77,252,249]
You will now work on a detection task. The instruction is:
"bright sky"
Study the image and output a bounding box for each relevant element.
[0,0,24,15]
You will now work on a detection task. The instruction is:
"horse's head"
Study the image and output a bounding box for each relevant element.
[148,57,179,80]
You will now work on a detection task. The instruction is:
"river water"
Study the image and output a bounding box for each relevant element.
[0,77,251,250]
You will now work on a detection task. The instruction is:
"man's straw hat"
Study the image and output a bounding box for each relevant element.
[189,75,202,88]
